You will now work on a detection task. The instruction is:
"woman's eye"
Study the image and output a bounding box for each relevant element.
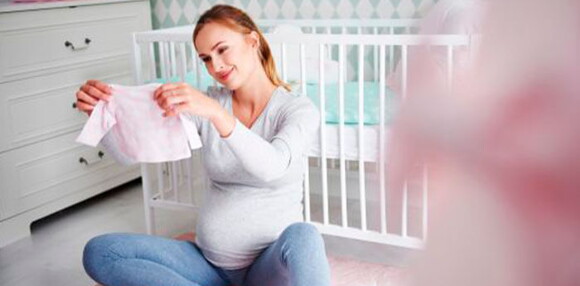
[218,47,228,54]
[201,57,210,63]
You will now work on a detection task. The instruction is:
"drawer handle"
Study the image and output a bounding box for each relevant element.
[79,157,89,165]
[79,151,104,166]
[65,38,92,51]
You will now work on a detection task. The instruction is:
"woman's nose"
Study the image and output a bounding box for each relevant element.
[212,57,225,73]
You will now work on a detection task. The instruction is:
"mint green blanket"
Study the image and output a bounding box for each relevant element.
[148,72,399,125]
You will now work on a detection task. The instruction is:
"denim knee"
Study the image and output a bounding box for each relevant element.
[82,233,122,281]
[279,222,325,251]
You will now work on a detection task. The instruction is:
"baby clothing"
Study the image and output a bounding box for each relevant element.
[76,83,202,165]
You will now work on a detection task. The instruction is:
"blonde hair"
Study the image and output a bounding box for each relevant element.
[193,5,291,91]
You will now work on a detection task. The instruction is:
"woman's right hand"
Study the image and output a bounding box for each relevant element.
[75,79,112,115]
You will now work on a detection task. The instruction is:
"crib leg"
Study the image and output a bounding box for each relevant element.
[141,163,157,235]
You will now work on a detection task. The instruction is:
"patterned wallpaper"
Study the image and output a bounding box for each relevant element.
[150,0,439,29]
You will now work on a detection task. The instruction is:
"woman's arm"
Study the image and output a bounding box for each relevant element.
[214,97,319,182]
[155,83,319,182]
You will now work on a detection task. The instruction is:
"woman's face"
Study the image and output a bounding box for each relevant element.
[195,22,260,90]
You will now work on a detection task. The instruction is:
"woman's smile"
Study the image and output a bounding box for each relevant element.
[217,67,234,81]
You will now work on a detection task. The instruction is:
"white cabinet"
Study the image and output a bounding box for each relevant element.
[0,0,152,247]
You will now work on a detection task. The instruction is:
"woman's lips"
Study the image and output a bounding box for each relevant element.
[218,68,233,81]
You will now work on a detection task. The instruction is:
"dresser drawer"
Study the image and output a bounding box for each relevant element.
[0,131,139,220]
[0,0,150,83]
[0,58,134,153]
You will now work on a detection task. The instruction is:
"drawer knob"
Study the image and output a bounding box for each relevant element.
[72,102,77,109]
[64,38,92,51]
[79,157,88,165]
[98,151,104,159]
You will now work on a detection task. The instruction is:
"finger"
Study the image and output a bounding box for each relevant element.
[162,106,178,117]
[76,101,95,113]
[173,102,189,114]
[81,84,111,102]
[154,83,177,100]
[86,80,112,95]
[157,89,183,109]
[77,90,99,106]
[165,93,189,107]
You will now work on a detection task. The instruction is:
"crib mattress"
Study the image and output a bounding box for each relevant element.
[308,124,390,162]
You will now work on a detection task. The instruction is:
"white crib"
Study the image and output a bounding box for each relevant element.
[130,19,473,253]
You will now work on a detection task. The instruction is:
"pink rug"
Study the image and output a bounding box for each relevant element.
[328,256,407,286]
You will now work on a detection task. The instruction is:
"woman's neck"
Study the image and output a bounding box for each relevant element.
[232,68,277,110]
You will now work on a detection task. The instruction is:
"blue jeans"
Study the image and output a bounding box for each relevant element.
[83,222,330,286]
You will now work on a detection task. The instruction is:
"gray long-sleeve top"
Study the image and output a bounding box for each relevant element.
[189,86,320,270]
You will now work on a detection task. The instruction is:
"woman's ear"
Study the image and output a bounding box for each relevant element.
[247,31,260,49]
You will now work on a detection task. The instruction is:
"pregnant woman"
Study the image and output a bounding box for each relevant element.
[76,4,330,286]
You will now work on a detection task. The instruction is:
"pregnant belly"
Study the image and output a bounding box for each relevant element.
[194,187,303,269]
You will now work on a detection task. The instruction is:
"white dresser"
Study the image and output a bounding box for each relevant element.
[0,0,152,247]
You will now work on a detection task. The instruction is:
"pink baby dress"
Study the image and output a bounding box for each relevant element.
[76,83,202,165]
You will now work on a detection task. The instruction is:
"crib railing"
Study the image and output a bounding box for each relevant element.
[132,21,473,250]
[265,33,470,248]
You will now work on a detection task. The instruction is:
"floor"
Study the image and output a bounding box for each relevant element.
[0,179,195,286]
[0,178,414,286]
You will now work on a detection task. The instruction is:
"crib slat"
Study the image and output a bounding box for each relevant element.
[338,44,348,228]
[190,42,202,88]
[132,35,142,84]
[141,164,156,234]
[158,163,165,201]
[175,160,183,202]
[186,156,194,205]
[171,162,178,202]
[373,27,379,82]
[178,42,187,82]
[160,42,169,80]
[300,44,306,96]
[299,43,311,223]
[447,45,454,93]
[401,45,408,99]
[379,44,387,234]
[358,44,367,232]
[304,157,311,222]
[148,43,156,81]
[389,28,395,73]
[169,41,177,78]
[319,44,329,225]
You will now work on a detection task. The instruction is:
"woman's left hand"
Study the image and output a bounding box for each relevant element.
[153,82,221,119]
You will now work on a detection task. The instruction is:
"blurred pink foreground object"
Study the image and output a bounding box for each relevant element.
[387,0,580,286]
